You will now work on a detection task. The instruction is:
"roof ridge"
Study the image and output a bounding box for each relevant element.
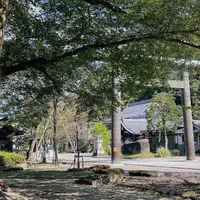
[127,99,152,107]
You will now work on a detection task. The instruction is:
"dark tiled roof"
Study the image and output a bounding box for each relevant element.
[121,99,200,135]
[122,99,151,119]
[122,118,147,135]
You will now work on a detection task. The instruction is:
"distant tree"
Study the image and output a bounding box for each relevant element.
[55,98,90,153]
[147,92,182,149]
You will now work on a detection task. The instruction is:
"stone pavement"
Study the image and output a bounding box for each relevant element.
[47,154,200,173]
[122,156,200,170]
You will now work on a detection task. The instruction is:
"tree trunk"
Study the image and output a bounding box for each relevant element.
[0,0,9,57]
[76,123,80,168]
[35,110,53,161]
[164,129,168,149]
[111,69,121,164]
[158,131,161,145]
[53,99,58,166]
[27,135,38,163]
[43,134,47,163]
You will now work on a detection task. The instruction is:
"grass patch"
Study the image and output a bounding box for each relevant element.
[184,191,196,195]
[122,153,155,159]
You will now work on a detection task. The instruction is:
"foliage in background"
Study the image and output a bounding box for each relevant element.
[0,152,25,167]
[147,92,182,149]
[91,122,111,155]
[190,69,200,119]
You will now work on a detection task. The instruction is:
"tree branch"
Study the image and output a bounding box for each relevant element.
[1,29,200,76]
[162,38,200,50]
[1,57,47,76]
[0,34,158,76]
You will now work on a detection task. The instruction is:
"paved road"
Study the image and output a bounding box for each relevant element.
[47,153,200,171]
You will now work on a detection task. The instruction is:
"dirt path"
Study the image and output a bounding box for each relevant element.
[0,164,200,200]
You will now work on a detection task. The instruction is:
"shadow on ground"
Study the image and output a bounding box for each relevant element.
[0,169,176,200]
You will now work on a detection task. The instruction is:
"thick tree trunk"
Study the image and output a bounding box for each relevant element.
[53,99,58,166]
[0,0,9,57]
[27,135,38,162]
[111,70,121,164]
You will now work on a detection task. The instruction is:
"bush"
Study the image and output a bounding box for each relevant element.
[107,148,111,156]
[156,147,171,157]
[170,149,180,156]
[0,152,25,167]
[122,153,155,159]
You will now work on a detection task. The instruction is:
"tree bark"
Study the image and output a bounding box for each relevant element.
[0,0,9,57]
[53,99,59,166]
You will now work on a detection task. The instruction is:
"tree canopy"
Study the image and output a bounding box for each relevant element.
[1,0,200,77]
[1,0,200,121]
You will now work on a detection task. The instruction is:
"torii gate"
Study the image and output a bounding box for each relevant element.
[111,71,195,164]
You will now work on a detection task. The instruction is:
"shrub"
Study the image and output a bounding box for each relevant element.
[122,153,155,159]
[156,147,171,157]
[170,149,180,156]
[195,149,200,156]
[0,152,25,167]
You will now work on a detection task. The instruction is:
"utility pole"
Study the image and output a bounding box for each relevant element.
[182,71,195,160]
[111,73,121,164]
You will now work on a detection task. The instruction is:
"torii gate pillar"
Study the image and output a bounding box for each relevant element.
[168,71,195,160]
